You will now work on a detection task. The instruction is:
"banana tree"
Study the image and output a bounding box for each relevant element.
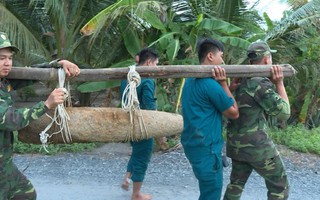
[80,0,254,112]
[1,0,128,105]
[260,0,320,127]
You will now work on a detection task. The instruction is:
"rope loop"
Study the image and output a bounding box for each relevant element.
[127,65,141,86]
[39,68,72,152]
[121,65,148,141]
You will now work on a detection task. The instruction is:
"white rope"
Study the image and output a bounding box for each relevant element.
[121,65,148,141]
[39,68,72,152]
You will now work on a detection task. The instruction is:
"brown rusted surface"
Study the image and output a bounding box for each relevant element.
[18,107,183,144]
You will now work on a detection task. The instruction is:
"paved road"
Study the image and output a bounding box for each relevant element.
[14,143,320,200]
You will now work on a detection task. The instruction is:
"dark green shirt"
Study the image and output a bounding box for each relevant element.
[120,79,156,110]
[181,78,234,150]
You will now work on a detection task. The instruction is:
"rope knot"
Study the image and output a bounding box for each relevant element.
[127,65,141,86]
[39,131,49,152]
[121,65,148,141]
[62,88,69,100]
[39,131,49,144]
[130,76,140,85]
[38,68,72,152]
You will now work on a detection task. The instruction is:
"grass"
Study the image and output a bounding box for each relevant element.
[269,125,320,155]
[13,131,98,155]
[13,125,320,156]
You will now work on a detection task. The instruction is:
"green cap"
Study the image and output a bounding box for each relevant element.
[247,41,276,61]
[0,32,19,52]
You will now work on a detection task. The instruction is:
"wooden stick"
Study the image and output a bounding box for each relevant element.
[7,64,296,81]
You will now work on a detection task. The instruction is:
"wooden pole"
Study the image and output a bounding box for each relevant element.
[7,64,296,81]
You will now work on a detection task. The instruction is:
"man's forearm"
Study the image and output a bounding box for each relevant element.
[30,59,61,68]
[220,81,234,99]
[220,81,238,109]
[276,82,289,103]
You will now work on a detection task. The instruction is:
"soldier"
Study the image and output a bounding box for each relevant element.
[223,41,290,200]
[0,32,80,199]
[181,38,239,200]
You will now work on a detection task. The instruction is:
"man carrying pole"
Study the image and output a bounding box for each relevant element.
[181,37,239,200]
[0,31,80,199]
[223,41,290,200]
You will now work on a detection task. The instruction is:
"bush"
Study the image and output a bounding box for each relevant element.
[269,125,320,155]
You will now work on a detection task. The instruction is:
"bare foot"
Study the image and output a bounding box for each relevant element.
[121,178,130,191]
[132,192,152,200]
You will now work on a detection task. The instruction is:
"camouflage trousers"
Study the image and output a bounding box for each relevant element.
[0,163,36,200]
[223,155,289,200]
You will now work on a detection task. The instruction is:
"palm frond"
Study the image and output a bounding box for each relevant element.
[198,18,243,35]
[263,12,274,32]
[79,0,167,59]
[217,0,248,22]
[287,0,309,10]
[265,0,320,40]
[80,0,138,36]
[0,3,50,60]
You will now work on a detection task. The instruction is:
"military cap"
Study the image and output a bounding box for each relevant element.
[247,41,276,61]
[0,32,19,52]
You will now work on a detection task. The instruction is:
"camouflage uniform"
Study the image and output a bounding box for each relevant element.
[223,77,290,200]
[0,79,49,200]
[0,32,57,200]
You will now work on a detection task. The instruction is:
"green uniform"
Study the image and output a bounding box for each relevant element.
[224,77,290,200]
[181,78,234,200]
[0,32,62,199]
[120,78,156,182]
[0,78,49,200]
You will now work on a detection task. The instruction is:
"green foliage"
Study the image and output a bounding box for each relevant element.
[269,125,320,155]
[299,92,311,121]
[119,20,142,57]
[13,131,98,155]
[198,18,243,35]
[137,7,166,31]
[166,39,180,64]
[76,59,134,94]
[4,0,320,128]
[167,137,179,148]
[220,36,250,49]
[156,78,182,113]
[263,12,274,31]
[0,1,50,59]
[77,81,121,93]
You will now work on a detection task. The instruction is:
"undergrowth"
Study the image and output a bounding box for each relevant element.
[13,131,98,155]
[13,125,320,156]
[269,125,320,155]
